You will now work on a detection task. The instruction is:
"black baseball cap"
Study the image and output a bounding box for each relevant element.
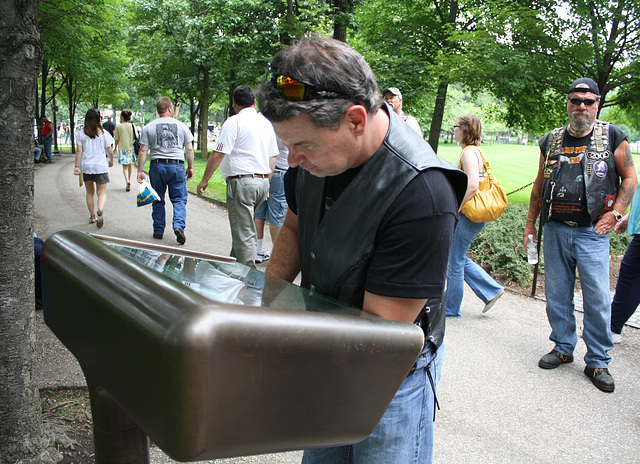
[567,77,600,95]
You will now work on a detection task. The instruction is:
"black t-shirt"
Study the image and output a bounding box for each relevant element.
[539,123,627,224]
[284,166,459,299]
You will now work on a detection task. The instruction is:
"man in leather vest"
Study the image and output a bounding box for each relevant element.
[257,37,466,464]
[523,77,636,393]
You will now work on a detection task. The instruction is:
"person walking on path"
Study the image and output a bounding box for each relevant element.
[197,85,278,267]
[114,109,136,192]
[40,115,54,163]
[257,37,466,464]
[73,108,114,228]
[445,114,504,317]
[102,115,115,137]
[523,77,637,393]
[255,137,289,263]
[137,97,195,245]
[610,170,640,344]
[382,87,422,136]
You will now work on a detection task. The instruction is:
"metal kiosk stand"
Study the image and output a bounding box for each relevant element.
[42,230,424,463]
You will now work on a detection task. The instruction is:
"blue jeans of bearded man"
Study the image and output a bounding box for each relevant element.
[445,213,503,317]
[302,343,443,464]
[543,221,613,368]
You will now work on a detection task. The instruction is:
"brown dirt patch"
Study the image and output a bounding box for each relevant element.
[40,388,94,463]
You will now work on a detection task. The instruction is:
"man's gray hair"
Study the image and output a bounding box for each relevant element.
[257,36,382,130]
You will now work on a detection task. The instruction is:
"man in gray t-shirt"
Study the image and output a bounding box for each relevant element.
[137,97,195,244]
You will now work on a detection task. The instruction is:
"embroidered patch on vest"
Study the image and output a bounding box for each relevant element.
[593,160,608,177]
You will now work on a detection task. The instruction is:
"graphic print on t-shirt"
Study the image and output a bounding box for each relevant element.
[156,123,179,149]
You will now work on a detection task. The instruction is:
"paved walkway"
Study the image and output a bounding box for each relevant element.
[35,153,640,464]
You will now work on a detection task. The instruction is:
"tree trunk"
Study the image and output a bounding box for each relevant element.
[199,68,210,159]
[427,77,449,154]
[66,74,78,153]
[0,1,58,462]
[333,0,350,42]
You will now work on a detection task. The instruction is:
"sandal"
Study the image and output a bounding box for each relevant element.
[90,215,97,224]
[126,183,131,192]
[96,209,104,228]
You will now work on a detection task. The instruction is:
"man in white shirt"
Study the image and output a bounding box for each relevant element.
[383,87,422,136]
[197,85,278,267]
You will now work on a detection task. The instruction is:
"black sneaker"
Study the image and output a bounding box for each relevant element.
[174,227,186,245]
[584,367,615,393]
[539,350,574,369]
[153,233,163,240]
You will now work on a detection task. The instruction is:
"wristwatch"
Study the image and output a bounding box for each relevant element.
[611,210,623,222]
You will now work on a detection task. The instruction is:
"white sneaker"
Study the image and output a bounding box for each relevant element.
[255,249,270,263]
[611,332,622,344]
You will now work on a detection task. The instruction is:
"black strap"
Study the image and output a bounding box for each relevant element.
[131,123,138,141]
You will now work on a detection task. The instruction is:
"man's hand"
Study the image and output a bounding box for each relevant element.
[197,180,208,195]
[186,168,194,181]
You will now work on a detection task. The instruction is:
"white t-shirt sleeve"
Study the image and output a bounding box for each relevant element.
[214,118,238,155]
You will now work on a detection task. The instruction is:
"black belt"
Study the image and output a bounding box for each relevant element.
[151,158,184,164]
[552,219,592,227]
[227,174,269,180]
[274,166,288,172]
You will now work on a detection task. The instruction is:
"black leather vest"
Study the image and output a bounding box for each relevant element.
[542,120,619,223]
[295,107,466,351]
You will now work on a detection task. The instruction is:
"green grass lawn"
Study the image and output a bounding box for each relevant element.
[437,141,542,204]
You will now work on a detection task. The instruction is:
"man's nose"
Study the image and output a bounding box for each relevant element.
[287,148,305,167]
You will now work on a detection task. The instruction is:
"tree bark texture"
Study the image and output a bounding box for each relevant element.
[0,1,55,462]
[428,78,449,154]
[199,68,210,158]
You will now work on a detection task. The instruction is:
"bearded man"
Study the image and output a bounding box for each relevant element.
[523,77,637,393]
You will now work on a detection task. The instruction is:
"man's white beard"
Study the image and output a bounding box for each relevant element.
[569,111,594,134]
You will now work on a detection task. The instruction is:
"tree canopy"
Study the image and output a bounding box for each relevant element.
[36,0,640,146]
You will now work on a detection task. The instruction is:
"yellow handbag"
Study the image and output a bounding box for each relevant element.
[459,148,508,223]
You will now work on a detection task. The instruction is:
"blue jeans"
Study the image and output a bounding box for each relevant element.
[34,147,42,161]
[148,160,188,235]
[543,221,612,367]
[302,343,443,464]
[255,170,288,227]
[445,214,503,317]
[43,135,53,161]
[611,235,640,334]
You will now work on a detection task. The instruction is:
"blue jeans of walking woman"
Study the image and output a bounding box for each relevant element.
[445,213,503,317]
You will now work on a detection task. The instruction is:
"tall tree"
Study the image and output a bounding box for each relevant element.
[356,0,486,151]
[459,0,640,134]
[0,0,59,462]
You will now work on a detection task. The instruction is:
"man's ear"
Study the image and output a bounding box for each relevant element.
[345,104,367,136]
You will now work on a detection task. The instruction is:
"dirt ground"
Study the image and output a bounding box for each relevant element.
[39,256,624,462]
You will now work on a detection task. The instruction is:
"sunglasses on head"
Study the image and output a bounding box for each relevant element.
[272,74,349,101]
[569,97,598,106]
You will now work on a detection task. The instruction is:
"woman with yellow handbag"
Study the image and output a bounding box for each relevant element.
[445,114,505,317]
